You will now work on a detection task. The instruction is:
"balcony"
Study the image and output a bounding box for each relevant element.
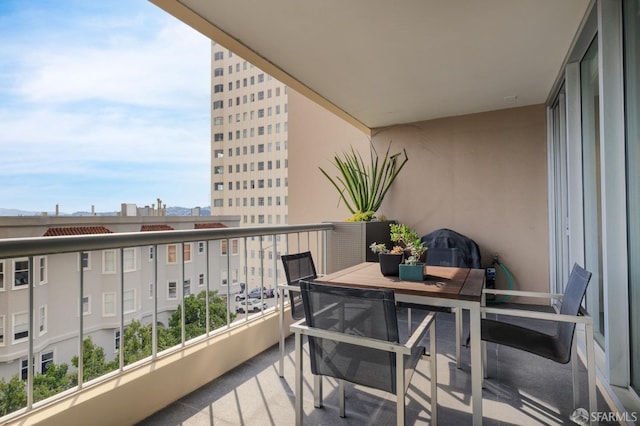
[0,222,618,425]
[139,308,612,425]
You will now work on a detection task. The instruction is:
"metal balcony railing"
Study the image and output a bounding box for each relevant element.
[0,223,332,422]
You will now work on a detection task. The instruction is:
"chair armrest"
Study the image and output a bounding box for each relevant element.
[405,311,437,349]
[291,322,425,355]
[481,306,593,325]
[278,283,301,292]
[483,288,564,300]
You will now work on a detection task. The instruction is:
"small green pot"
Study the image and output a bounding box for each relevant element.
[399,263,426,281]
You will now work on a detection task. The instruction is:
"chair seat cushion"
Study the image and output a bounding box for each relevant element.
[481,318,570,364]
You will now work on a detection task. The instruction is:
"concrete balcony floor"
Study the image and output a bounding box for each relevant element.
[138,306,614,425]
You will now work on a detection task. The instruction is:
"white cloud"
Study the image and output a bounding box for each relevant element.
[0,2,213,212]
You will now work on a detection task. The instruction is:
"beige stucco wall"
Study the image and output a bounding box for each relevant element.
[289,100,550,294]
[288,90,370,223]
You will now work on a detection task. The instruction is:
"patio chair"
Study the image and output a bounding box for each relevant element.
[281,251,318,320]
[481,263,596,420]
[291,280,438,426]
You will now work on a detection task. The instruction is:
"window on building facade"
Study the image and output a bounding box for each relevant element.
[183,279,191,297]
[82,296,91,315]
[183,243,192,262]
[123,248,136,272]
[258,91,264,100]
[214,51,223,60]
[258,109,264,118]
[149,282,153,299]
[213,198,223,207]
[214,67,223,77]
[148,246,154,261]
[167,245,177,263]
[213,100,223,110]
[39,305,47,335]
[14,259,29,288]
[258,179,264,188]
[103,250,116,274]
[168,281,177,300]
[0,316,4,345]
[0,261,4,290]
[199,273,205,287]
[198,241,205,254]
[221,240,228,255]
[213,116,223,126]
[41,351,53,374]
[214,84,223,93]
[13,312,28,343]
[214,182,224,191]
[38,257,47,284]
[115,330,120,352]
[123,289,135,313]
[103,292,116,316]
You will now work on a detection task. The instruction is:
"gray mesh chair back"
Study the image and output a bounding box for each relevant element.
[300,280,421,394]
[281,251,317,320]
[482,263,592,364]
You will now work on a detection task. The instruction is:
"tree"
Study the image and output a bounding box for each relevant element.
[119,319,176,365]
[71,337,117,383]
[0,375,26,416]
[33,363,74,402]
[168,290,234,341]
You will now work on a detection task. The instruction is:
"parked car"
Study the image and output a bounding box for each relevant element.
[235,292,246,302]
[247,286,276,299]
[236,298,268,313]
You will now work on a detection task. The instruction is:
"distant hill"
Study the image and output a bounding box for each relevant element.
[0,206,212,217]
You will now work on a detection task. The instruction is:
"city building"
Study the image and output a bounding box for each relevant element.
[0,211,241,384]
[209,42,291,291]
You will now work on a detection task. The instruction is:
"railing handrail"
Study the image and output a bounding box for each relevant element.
[0,223,334,259]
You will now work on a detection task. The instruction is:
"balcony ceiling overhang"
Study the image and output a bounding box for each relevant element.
[150,0,591,134]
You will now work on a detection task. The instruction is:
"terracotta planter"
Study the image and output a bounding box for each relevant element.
[378,253,404,276]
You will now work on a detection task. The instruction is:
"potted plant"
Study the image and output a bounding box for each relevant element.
[320,141,408,261]
[319,141,408,222]
[390,223,427,263]
[388,224,428,281]
[369,242,404,276]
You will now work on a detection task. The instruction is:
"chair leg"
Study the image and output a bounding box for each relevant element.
[396,352,405,426]
[339,380,346,417]
[430,317,438,425]
[294,332,303,426]
[455,307,462,368]
[314,375,323,408]
[585,323,597,425]
[571,336,580,409]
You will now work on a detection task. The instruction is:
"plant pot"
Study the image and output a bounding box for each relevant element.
[378,253,403,276]
[399,263,426,282]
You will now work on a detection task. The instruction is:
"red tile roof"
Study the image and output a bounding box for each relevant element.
[195,223,227,229]
[140,224,175,232]
[43,226,113,236]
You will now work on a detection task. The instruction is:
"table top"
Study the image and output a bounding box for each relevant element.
[316,262,485,302]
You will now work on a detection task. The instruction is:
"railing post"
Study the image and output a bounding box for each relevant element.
[27,256,34,409]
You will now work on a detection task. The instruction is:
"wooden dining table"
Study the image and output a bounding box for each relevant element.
[312,262,485,425]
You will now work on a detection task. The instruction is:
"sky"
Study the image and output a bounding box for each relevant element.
[0,0,212,213]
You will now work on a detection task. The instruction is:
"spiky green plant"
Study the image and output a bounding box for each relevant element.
[319,142,408,221]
